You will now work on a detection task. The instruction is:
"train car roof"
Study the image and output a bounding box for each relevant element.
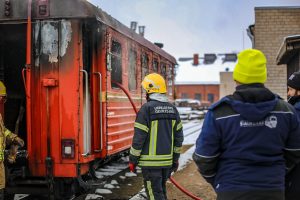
[0,0,176,64]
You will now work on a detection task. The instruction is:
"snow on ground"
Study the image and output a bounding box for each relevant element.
[95,161,128,178]
[85,194,103,200]
[182,119,203,145]
[95,188,112,194]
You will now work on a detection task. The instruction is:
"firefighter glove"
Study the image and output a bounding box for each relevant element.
[129,162,136,173]
[14,137,24,147]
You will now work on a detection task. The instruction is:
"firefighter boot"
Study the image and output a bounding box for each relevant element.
[0,188,4,200]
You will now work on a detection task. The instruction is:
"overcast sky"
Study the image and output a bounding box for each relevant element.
[87,0,299,59]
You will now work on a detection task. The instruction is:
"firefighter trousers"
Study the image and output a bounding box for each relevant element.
[0,162,4,200]
[142,168,170,200]
[0,162,4,190]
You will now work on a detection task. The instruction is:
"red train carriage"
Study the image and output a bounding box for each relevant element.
[0,0,176,198]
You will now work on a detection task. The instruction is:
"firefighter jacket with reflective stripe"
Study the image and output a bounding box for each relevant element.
[0,114,17,161]
[130,99,184,168]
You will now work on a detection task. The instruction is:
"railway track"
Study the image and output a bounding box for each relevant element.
[15,119,203,200]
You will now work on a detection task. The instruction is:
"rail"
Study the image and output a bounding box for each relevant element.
[80,69,91,156]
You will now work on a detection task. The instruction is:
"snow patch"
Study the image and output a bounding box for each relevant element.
[104,184,115,189]
[95,189,112,194]
[125,172,137,177]
[85,194,104,200]
[111,180,118,185]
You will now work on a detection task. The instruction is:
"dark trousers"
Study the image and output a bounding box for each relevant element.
[217,190,284,200]
[0,189,3,200]
[142,168,170,200]
[286,164,300,200]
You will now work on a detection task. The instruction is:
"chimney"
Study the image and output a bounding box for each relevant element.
[154,43,164,48]
[138,26,145,37]
[193,54,199,66]
[130,21,137,32]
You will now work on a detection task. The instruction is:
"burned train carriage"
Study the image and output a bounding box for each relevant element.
[0,0,176,198]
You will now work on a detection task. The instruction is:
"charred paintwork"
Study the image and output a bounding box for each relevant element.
[34,20,72,64]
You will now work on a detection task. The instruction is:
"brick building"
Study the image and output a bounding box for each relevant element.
[252,7,300,98]
[175,58,235,105]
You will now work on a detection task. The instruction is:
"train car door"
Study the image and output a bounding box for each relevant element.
[0,23,27,155]
[82,21,105,157]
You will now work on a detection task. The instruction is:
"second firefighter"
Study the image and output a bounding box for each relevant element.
[129,73,184,200]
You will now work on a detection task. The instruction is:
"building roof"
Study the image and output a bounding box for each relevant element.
[255,6,300,10]
[175,57,236,85]
[276,35,300,65]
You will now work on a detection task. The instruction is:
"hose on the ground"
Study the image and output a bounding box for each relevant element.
[113,81,202,200]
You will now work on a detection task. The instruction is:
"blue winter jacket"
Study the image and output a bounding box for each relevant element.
[193,85,300,193]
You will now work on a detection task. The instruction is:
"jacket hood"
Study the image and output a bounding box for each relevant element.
[294,101,300,111]
[149,93,168,102]
[226,97,278,121]
[225,84,277,121]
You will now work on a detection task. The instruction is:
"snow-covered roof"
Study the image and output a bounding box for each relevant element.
[175,57,237,85]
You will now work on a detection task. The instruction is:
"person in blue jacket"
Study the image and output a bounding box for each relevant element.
[285,71,300,200]
[193,49,300,200]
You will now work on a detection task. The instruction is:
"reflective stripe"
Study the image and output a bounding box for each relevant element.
[130,146,142,156]
[149,120,158,156]
[4,129,11,137]
[0,151,4,161]
[172,120,175,153]
[139,160,173,166]
[174,146,182,153]
[146,181,155,200]
[134,122,149,133]
[140,154,172,160]
[176,121,182,131]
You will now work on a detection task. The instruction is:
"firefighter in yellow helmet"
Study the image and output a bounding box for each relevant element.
[0,81,24,200]
[129,73,184,200]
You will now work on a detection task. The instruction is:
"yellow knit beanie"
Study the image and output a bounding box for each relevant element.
[233,49,267,84]
[0,81,6,96]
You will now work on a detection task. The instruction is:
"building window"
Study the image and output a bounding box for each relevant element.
[181,93,188,99]
[161,63,166,79]
[111,40,122,88]
[195,93,201,101]
[128,49,137,91]
[208,93,214,103]
[153,59,158,72]
[141,53,149,79]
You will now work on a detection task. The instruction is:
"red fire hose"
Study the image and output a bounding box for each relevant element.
[113,81,202,200]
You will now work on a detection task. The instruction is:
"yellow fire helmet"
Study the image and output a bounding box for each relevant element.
[142,73,167,94]
[0,81,6,96]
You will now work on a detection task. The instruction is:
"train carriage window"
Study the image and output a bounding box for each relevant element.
[153,59,158,72]
[111,40,122,88]
[128,49,137,91]
[141,53,149,79]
